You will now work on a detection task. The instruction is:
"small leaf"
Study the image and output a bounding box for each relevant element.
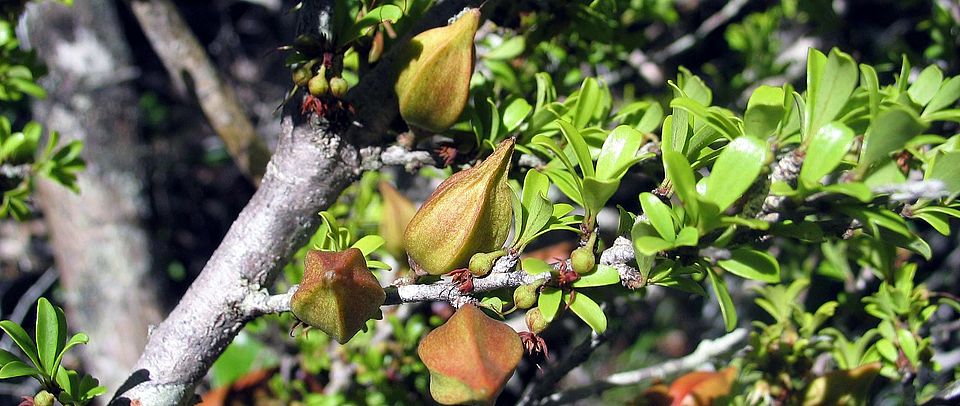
[573,265,621,288]
[662,151,700,216]
[568,293,607,333]
[805,48,858,137]
[639,193,676,241]
[674,227,699,247]
[581,176,619,216]
[859,107,927,170]
[573,78,602,128]
[557,120,595,178]
[704,136,767,211]
[595,126,645,180]
[0,360,40,379]
[351,235,385,256]
[800,122,855,187]
[633,236,675,256]
[923,76,960,116]
[502,98,532,133]
[484,36,525,61]
[522,258,554,275]
[708,268,737,331]
[0,320,41,369]
[860,64,880,121]
[36,298,61,375]
[718,248,781,283]
[927,151,960,194]
[744,85,785,138]
[907,65,943,106]
[538,287,563,322]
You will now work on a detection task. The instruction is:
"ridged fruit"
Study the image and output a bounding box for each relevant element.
[418,304,522,405]
[394,8,480,133]
[290,248,385,344]
[403,138,515,275]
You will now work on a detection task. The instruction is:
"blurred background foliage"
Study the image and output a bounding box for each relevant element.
[1,0,958,405]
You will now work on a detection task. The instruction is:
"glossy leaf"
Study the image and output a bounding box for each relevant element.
[859,107,927,170]
[36,298,62,375]
[556,120,595,178]
[573,265,621,288]
[907,65,943,106]
[581,176,619,215]
[805,48,858,137]
[572,78,602,128]
[502,98,532,133]
[538,287,563,322]
[744,85,785,138]
[718,248,781,283]
[927,151,960,194]
[704,136,767,211]
[568,293,606,333]
[924,76,960,116]
[595,126,645,180]
[662,151,700,216]
[639,193,675,240]
[484,36,525,61]
[800,122,855,187]
[708,268,737,332]
[860,64,880,121]
[0,360,39,379]
[0,320,40,369]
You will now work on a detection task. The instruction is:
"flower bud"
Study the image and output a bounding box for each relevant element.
[513,283,540,309]
[404,138,515,275]
[394,8,480,134]
[308,66,329,96]
[291,248,385,344]
[468,250,505,277]
[570,246,596,275]
[330,77,349,98]
[418,304,522,405]
[525,308,548,334]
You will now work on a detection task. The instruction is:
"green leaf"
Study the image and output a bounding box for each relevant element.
[859,107,927,170]
[907,65,943,106]
[595,126,644,180]
[533,73,556,113]
[350,235,385,256]
[717,248,781,283]
[484,36,525,60]
[568,293,606,333]
[502,98,532,133]
[821,183,873,202]
[923,76,960,116]
[542,166,583,205]
[670,97,741,139]
[639,192,676,241]
[897,329,918,365]
[928,151,960,194]
[581,176,619,216]
[633,236,674,256]
[800,122,855,187]
[707,268,737,331]
[36,298,61,375]
[805,48,858,137]
[0,320,41,369]
[662,151,700,216]
[556,120,595,178]
[674,227,699,247]
[655,276,706,296]
[573,78,602,128]
[860,64,880,121]
[744,85,785,138]
[0,360,40,379]
[538,287,563,322]
[522,258,554,275]
[704,136,767,211]
[366,260,392,270]
[337,4,403,46]
[573,265,620,288]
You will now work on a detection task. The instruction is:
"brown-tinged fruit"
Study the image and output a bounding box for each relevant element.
[525,307,548,334]
[418,304,522,405]
[403,138,515,275]
[394,8,480,134]
[290,248,385,344]
[377,181,417,260]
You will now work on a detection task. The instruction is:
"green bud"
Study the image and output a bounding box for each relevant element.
[525,308,548,334]
[513,283,540,309]
[570,246,596,275]
[330,77,349,98]
[308,66,329,96]
[404,138,515,275]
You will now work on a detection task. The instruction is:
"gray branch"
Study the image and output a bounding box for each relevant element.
[539,328,748,405]
[379,145,437,171]
[111,1,488,404]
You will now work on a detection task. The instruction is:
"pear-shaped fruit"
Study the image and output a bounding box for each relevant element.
[469,250,506,277]
[395,8,480,134]
[291,248,385,344]
[514,283,541,310]
[404,138,515,275]
[570,246,596,275]
[330,77,349,98]
[525,307,548,333]
[308,66,329,96]
[378,181,418,260]
[418,304,522,405]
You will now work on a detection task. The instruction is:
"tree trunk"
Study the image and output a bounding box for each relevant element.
[23,0,163,395]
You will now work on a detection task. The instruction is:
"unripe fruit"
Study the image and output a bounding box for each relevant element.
[308,66,329,96]
[330,77,349,98]
[513,283,540,309]
[570,246,596,275]
[33,391,54,406]
[404,138,515,275]
[291,248,385,344]
[418,304,522,405]
[395,8,480,134]
[292,65,312,86]
[525,308,548,334]
[468,250,505,277]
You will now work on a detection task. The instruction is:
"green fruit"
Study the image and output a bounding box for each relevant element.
[418,304,522,405]
[404,139,515,275]
[330,77,349,98]
[290,248,385,344]
[395,8,480,133]
[33,391,54,406]
[468,250,505,277]
[292,65,312,86]
[308,66,329,96]
[570,246,596,275]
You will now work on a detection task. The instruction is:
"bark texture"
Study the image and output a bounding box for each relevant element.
[111,1,484,404]
[22,0,163,395]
